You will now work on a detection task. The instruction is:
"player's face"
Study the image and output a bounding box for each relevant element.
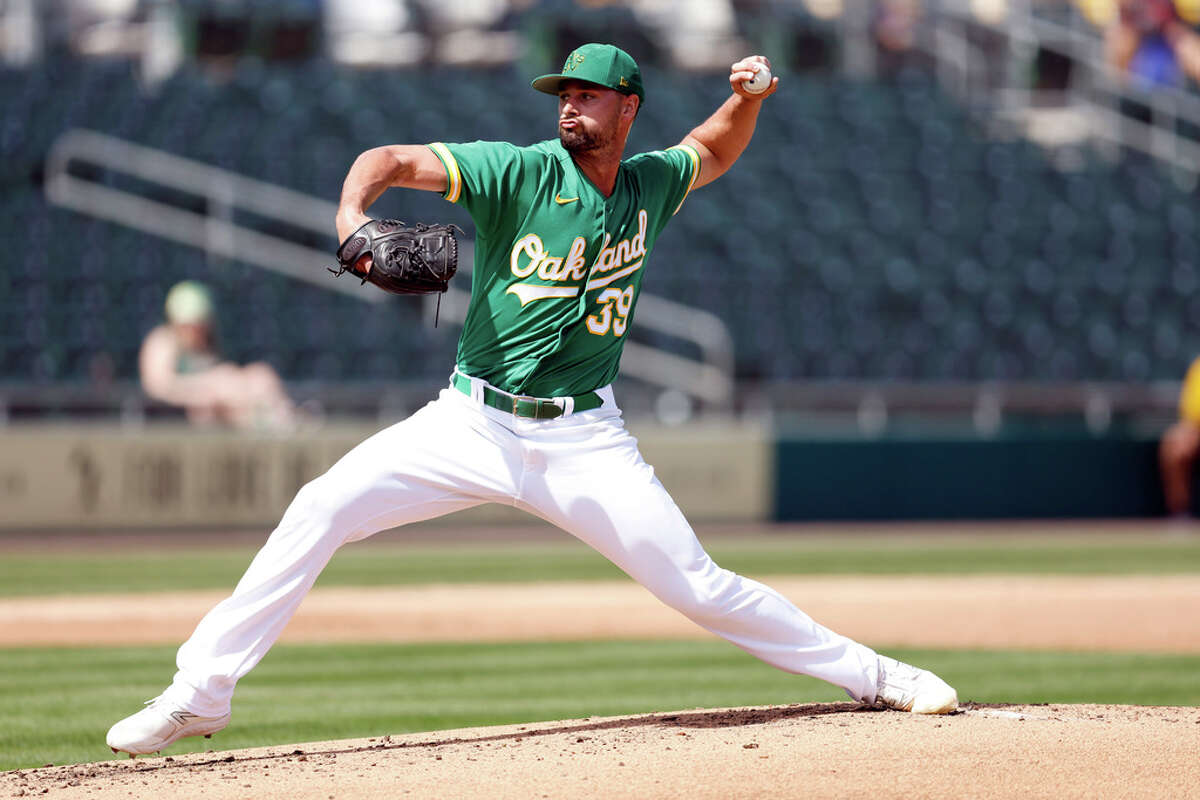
[557,82,626,153]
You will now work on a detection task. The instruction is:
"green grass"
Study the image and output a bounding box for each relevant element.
[1,640,1198,771]
[1,531,1199,597]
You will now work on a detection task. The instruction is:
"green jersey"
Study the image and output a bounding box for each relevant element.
[428,139,699,398]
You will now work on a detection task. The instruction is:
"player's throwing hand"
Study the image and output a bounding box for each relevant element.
[730,55,778,100]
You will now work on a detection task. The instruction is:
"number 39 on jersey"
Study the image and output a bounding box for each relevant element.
[586,286,635,337]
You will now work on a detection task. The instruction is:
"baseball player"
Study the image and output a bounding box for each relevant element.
[1160,355,1200,516]
[107,43,958,757]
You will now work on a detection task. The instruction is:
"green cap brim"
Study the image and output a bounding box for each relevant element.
[531,75,623,96]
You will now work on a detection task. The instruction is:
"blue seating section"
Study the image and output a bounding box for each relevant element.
[3,58,1199,385]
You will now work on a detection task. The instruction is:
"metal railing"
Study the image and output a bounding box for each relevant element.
[753,378,1178,436]
[1,375,1178,437]
[919,0,1200,175]
[43,129,735,412]
[45,129,382,302]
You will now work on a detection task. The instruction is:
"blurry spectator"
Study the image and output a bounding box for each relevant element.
[139,281,302,431]
[873,0,928,76]
[1104,0,1200,89]
[1159,356,1200,517]
[875,0,920,55]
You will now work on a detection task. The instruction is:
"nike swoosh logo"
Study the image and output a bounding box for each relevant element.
[554,194,579,205]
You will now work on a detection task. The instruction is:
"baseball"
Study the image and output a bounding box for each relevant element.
[742,63,772,94]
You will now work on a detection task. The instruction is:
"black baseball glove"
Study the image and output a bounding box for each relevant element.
[330,219,462,295]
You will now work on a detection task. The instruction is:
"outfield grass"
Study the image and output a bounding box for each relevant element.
[1,640,1198,772]
[1,532,1199,597]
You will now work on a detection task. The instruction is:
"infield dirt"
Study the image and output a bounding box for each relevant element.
[2,574,1198,652]
[4,703,1198,799]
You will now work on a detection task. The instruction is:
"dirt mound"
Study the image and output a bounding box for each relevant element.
[5,703,1196,799]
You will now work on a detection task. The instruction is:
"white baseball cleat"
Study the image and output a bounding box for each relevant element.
[873,655,959,714]
[106,696,231,756]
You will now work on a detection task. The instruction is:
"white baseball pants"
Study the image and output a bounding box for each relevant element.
[164,378,882,716]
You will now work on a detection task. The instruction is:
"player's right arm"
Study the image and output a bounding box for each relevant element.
[1104,13,1139,72]
[679,56,778,191]
[139,327,226,407]
[335,145,448,244]
[138,326,183,404]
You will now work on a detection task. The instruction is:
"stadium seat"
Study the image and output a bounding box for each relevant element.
[3,58,1199,387]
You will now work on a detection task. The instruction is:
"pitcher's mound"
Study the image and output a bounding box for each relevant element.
[5,703,1197,799]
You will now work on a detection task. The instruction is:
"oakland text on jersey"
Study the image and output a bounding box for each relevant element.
[507,208,649,306]
[427,138,695,396]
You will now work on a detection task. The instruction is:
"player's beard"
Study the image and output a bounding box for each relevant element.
[559,122,611,154]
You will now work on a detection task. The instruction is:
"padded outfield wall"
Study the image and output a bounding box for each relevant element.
[0,423,774,529]
[0,421,1173,529]
[773,429,1167,520]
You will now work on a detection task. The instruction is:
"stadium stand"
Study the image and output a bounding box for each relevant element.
[2,18,1199,400]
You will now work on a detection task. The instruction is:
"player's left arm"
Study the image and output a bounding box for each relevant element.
[335,145,449,243]
[679,56,778,190]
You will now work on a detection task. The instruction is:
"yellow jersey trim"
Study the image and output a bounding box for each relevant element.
[429,142,462,203]
[667,144,701,216]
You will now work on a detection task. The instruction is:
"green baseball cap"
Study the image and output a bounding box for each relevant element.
[531,43,645,102]
[165,280,214,325]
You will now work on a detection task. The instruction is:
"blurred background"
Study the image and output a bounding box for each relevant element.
[4,0,1200,524]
